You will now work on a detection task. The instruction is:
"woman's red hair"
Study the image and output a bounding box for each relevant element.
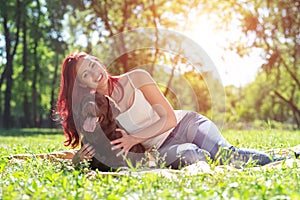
[56,51,119,148]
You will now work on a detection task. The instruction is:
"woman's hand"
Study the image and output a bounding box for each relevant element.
[72,143,96,164]
[110,128,143,157]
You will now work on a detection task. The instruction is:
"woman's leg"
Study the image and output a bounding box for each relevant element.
[158,111,220,168]
[225,147,276,167]
[159,111,277,168]
[186,112,231,159]
[186,112,278,166]
[159,143,210,169]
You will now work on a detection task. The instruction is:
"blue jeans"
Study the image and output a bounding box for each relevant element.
[158,111,275,169]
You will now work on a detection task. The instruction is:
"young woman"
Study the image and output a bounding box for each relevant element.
[56,51,278,169]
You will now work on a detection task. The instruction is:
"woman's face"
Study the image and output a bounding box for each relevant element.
[76,56,108,91]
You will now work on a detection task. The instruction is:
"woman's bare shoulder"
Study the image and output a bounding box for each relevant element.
[126,69,155,88]
[115,69,154,89]
[117,69,149,79]
[126,69,151,76]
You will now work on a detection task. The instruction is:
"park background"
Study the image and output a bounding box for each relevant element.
[0,0,299,130]
[0,1,300,199]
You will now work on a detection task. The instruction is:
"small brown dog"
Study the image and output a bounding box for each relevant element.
[77,93,145,170]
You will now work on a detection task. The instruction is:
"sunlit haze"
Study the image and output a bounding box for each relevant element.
[64,13,264,87]
[185,16,264,87]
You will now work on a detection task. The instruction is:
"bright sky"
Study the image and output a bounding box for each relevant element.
[185,17,264,87]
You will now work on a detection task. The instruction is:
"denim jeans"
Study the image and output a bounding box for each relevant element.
[158,111,275,169]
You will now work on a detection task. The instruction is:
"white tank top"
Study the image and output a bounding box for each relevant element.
[116,88,160,133]
[115,74,185,149]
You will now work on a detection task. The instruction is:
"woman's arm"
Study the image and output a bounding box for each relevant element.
[111,70,177,156]
[129,69,177,138]
[133,82,177,138]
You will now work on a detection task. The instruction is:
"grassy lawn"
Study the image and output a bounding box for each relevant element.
[0,128,299,199]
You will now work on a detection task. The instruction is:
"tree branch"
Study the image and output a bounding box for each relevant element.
[278,53,300,90]
[149,0,159,76]
[274,90,300,117]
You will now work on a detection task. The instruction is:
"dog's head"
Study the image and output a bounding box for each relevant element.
[78,93,116,133]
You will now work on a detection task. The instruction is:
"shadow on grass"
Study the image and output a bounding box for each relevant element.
[0,128,63,137]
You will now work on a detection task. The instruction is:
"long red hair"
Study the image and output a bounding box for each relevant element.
[56,51,119,148]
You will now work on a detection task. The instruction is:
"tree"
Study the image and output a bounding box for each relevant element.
[205,0,300,127]
[48,0,224,126]
[0,0,22,128]
[0,0,227,128]
[21,0,31,127]
[0,0,69,128]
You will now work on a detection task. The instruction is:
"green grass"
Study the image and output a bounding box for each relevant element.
[0,128,299,199]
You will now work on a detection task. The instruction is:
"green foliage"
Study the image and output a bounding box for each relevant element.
[0,0,68,127]
[207,0,300,128]
[0,0,219,128]
[0,128,300,199]
[225,69,297,129]
[1,0,300,128]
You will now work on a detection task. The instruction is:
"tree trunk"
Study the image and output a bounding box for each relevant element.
[2,0,21,128]
[3,59,13,128]
[50,51,59,128]
[31,0,41,127]
[32,42,39,127]
[164,55,179,97]
[22,13,31,127]
[149,0,159,76]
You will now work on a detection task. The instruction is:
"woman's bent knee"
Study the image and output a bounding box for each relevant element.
[166,143,211,169]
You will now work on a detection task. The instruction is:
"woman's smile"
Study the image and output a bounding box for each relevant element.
[76,56,108,90]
